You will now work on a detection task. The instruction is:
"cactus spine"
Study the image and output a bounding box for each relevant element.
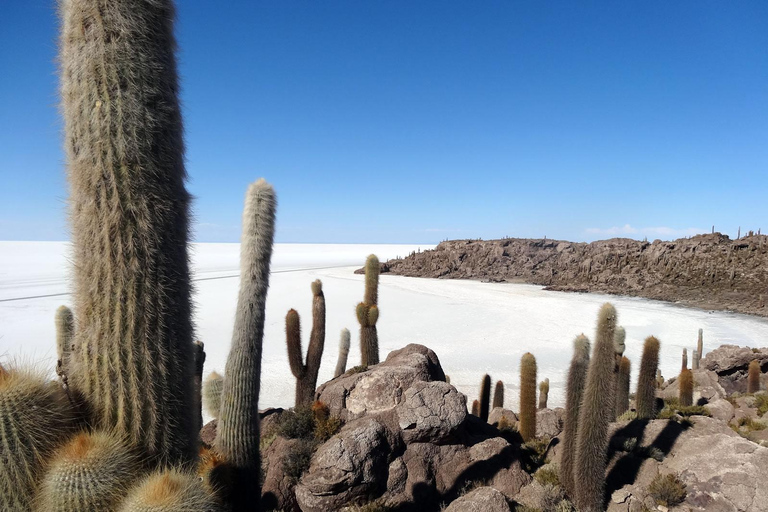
[61,0,197,465]
[678,368,694,407]
[636,336,661,419]
[203,372,224,419]
[286,281,327,408]
[0,368,78,510]
[574,303,618,512]
[615,356,631,418]
[479,374,491,422]
[560,334,590,500]
[357,254,380,366]
[55,305,75,380]
[334,328,351,378]
[538,378,550,410]
[748,360,761,393]
[519,353,537,442]
[492,380,505,409]
[682,348,688,370]
[215,179,276,511]
[118,469,223,512]
[36,431,141,512]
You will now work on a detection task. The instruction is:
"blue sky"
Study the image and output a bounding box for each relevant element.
[1,2,766,243]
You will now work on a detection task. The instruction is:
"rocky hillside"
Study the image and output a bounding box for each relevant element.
[382,233,768,317]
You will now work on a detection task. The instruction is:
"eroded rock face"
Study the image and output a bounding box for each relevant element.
[261,436,303,512]
[396,381,467,444]
[488,408,518,428]
[702,345,768,394]
[294,417,401,512]
[659,370,726,404]
[315,344,446,420]
[443,486,512,512]
[536,408,563,438]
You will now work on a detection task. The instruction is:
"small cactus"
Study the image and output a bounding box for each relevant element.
[0,367,79,510]
[560,334,590,500]
[682,348,688,371]
[748,360,761,394]
[574,303,618,512]
[357,255,380,366]
[118,469,224,512]
[615,356,631,418]
[656,369,664,388]
[471,400,480,417]
[697,328,704,366]
[613,326,626,357]
[285,280,326,407]
[333,329,351,378]
[678,368,694,407]
[692,350,700,370]
[36,430,142,512]
[492,380,504,409]
[637,336,661,419]
[203,372,224,419]
[54,305,75,380]
[519,353,537,442]
[479,374,491,422]
[538,378,550,410]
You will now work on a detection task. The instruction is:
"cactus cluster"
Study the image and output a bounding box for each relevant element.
[285,279,327,407]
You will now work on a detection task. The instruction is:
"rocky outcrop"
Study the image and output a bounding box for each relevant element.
[702,345,768,394]
[381,234,768,317]
[396,381,467,444]
[443,486,512,512]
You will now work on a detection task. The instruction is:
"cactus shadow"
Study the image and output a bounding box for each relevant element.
[604,419,690,508]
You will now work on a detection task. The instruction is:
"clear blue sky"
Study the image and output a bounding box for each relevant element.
[1,1,766,243]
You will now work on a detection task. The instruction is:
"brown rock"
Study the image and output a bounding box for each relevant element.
[443,487,512,512]
[261,436,304,512]
[536,408,563,438]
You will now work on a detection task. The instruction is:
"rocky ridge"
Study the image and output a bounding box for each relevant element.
[377,234,768,317]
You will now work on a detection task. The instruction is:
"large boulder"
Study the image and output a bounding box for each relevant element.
[536,408,563,438]
[702,345,768,394]
[396,381,467,444]
[488,408,518,428]
[294,416,402,512]
[606,417,768,511]
[261,436,303,512]
[443,487,512,512]
[316,344,446,421]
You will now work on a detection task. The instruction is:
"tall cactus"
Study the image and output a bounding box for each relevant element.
[193,341,206,434]
[357,254,380,366]
[682,348,688,371]
[36,431,142,512]
[492,380,505,409]
[519,353,537,442]
[692,349,700,370]
[538,378,550,410]
[613,326,626,358]
[560,334,590,500]
[574,303,618,512]
[615,356,631,417]
[61,0,197,465]
[215,179,276,511]
[55,305,75,380]
[203,372,224,419]
[697,328,704,366]
[479,374,491,422]
[118,469,223,512]
[285,281,326,408]
[748,360,761,394]
[0,367,78,510]
[471,400,480,417]
[334,328,351,378]
[678,368,694,407]
[636,336,661,419]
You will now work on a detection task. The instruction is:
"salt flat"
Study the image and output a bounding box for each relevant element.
[2,241,767,417]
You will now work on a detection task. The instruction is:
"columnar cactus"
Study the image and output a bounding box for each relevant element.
[0,367,78,510]
[334,328,351,378]
[678,368,694,407]
[636,336,661,419]
[193,341,206,433]
[118,469,223,512]
[285,280,327,407]
[203,372,224,419]
[519,353,537,442]
[613,326,626,358]
[215,179,276,511]
[615,356,631,417]
[748,360,761,394]
[61,0,197,465]
[538,378,550,410]
[697,328,704,366]
[560,334,590,500]
[574,303,618,512]
[55,305,75,379]
[357,255,380,366]
[492,380,505,409]
[479,374,491,422]
[682,348,688,371]
[471,400,480,417]
[656,369,664,388]
[36,431,142,512]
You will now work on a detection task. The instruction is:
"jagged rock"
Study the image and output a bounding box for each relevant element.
[488,407,518,428]
[536,408,563,438]
[702,345,768,394]
[443,487,512,512]
[315,344,446,421]
[261,436,303,512]
[396,380,467,444]
[294,416,401,512]
[606,417,768,511]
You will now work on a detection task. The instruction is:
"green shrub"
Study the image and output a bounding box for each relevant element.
[282,439,318,482]
[647,473,686,507]
[278,407,315,439]
[736,416,766,432]
[617,410,637,422]
[533,464,560,487]
[347,365,368,375]
[755,394,768,417]
[676,406,711,417]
